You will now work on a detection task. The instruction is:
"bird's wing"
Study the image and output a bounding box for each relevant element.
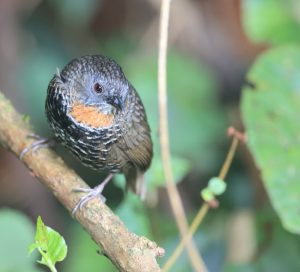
[118,117,153,171]
[117,85,153,171]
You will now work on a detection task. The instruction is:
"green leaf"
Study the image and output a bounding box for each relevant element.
[241,45,300,234]
[29,216,67,271]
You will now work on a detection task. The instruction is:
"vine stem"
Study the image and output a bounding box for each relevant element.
[157,0,207,271]
[163,136,240,271]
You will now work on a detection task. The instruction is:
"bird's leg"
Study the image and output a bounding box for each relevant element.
[72,173,114,216]
[20,134,56,159]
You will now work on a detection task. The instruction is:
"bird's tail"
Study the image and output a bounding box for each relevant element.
[125,167,146,200]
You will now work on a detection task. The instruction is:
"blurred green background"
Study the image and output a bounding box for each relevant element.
[1,0,300,271]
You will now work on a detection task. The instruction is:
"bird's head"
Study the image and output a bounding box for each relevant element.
[56,55,129,115]
[49,55,131,129]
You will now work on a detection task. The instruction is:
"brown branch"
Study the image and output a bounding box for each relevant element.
[0,91,164,272]
[157,0,207,271]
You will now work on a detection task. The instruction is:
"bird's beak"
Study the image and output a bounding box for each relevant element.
[108,95,124,111]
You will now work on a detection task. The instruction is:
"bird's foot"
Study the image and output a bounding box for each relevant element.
[72,186,107,216]
[72,174,113,216]
[20,134,56,160]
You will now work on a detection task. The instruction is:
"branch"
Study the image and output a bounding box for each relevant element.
[157,0,207,271]
[0,91,164,272]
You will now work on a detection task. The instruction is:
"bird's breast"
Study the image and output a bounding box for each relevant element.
[55,102,127,172]
[69,102,114,129]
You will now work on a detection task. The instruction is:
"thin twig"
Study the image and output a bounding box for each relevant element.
[162,204,209,272]
[163,134,241,271]
[219,137,239,180]
[0,91,163,272]
[157,0,207,271]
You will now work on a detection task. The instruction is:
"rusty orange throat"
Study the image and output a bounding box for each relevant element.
[69,102,114,128]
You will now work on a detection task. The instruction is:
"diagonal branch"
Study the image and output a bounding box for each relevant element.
[0,91,164,272]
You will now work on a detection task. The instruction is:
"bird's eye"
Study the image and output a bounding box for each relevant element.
[93,83,103,93]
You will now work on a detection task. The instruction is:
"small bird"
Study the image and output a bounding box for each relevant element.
[29,55,153,214]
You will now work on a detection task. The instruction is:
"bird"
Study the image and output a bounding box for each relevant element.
[24,55,153,215]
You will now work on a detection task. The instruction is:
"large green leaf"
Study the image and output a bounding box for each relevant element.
[241,45,300,234]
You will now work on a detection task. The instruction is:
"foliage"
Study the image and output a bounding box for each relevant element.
[3,0,300,271]
[29,216,67,272]
[241,45,300,234]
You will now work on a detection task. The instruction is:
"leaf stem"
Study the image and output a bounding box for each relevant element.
[48,263,58,272]
[38,247,58,272]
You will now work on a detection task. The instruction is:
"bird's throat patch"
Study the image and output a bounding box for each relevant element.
[69,103,114,128]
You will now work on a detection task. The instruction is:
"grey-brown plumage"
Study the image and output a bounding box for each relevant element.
[45,55,153,212]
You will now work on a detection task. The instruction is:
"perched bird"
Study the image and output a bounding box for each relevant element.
[27,55,153,214]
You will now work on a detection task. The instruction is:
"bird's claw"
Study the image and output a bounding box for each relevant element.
[20,135,55,160]
[72,174,113,217]
[72,186,107,217]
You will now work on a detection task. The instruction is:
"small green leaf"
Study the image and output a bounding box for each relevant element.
[208,177,226,195]
[201,188,214,202]
[29,216,67,271]
[35,216,48,250]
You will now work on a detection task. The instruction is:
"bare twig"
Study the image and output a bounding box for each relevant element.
[157,0,207,271]
[0,91,164,272]
[163,130,243,271]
